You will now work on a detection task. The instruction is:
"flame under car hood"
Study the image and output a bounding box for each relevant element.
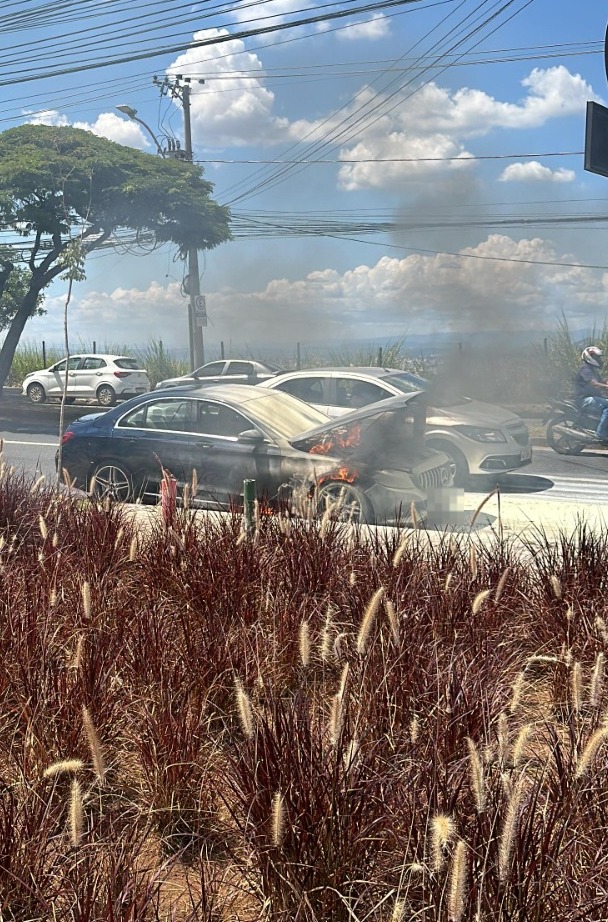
[291,392,427,465]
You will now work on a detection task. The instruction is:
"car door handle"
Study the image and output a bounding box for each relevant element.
[195,441,214,449]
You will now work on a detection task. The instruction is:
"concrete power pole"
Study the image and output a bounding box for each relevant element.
[154,75,206,370]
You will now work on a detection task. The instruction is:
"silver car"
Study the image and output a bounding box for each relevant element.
[259,367,531,485]
[22,354,150,407]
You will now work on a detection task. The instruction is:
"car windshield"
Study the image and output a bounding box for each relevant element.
[383,372,428,394]
[248,391,329,439]
[384,371,470,407]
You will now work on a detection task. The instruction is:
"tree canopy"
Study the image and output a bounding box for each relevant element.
[0,124,231,389]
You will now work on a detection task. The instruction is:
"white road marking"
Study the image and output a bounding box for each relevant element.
[2,439,56,447]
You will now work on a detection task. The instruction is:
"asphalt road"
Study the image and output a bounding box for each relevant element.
[1,390,608,507]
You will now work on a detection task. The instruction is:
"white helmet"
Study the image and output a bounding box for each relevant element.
[582,345,604,368]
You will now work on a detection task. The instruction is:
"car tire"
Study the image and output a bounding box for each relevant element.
[96,384,116,407]
[315,481,373,524]
[27,382,47,404]
[427,439,469,487]
[89,461,134,503]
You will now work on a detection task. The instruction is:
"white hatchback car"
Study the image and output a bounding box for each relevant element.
[22,354,150,407]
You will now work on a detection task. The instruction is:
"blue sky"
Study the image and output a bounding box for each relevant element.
[1,0,607,355]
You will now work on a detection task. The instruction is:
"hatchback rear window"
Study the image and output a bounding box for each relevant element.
[115,358,142,370]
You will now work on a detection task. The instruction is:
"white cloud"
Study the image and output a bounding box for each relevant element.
[37,236,606,347]
[499,161,576,183]
[23,109,70,127]
[167,28,289,148]
[74,112,151,149]
[337,14,390,41]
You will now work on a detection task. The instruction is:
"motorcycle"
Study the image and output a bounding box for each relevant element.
[544,397,604,455]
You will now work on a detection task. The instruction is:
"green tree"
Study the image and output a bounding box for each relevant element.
[0,124,231,391]
[0,248,44,330]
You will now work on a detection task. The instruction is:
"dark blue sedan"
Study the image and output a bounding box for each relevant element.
[58,384,452,524]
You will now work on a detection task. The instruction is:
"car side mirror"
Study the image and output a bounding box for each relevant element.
[238,428,265,444]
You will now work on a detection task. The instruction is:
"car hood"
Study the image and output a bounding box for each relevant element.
[427,399,524,428]
[291,392,428,466]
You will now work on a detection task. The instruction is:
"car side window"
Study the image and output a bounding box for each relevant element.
[81,357,106,370]
[197,401,249,437]
[196,362,225,378]
[226,361,253,376]
[55,357,81,372]
[276,377,325,403]
[118,399,195,431]
[347,380,390,409]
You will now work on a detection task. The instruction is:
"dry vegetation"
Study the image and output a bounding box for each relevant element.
[1,465,608,920]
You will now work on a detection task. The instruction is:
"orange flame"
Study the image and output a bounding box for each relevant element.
[318,465,358,486]
[309,422,362,455]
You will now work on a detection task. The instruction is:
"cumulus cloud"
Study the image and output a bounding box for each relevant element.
[499,161,576,183]
[36,236,606,347]
[167,28,289,147]
[74,112,151,149]
[337,14,390,40]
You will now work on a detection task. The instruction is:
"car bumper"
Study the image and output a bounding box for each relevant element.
[476,444,532,474]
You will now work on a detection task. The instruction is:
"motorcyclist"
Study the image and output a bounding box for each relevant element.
[573,346,608,441]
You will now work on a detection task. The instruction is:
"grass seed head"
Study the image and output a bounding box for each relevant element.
[38,515,47,541]
[550,574,562,599]
[69,778,84,847]
[82,707,105,784]
[472,589,491,615]
[466,738,485,813]
[575,725,608,779]
[235,679,255,739]
[448,839,468,922]
[128,534,139,561]
[469,544,478,581]
[390,899,406,922]
[384,597,399,643]
[589,652,605,708]
[494,566,511,602]
[410,714,420,744]
[392,530,410,568]
[329,692,343,747]
[44,759,84,779]
[319,610,334,663]
[299,619,311,668]
[511,724,533,768]
[271,791,284,846]
[356,586,385,656]
[498,775,526,882]
[509,671,525,714]
[81,582,91,619]
[431,813,456,871]
[571,661,582,714]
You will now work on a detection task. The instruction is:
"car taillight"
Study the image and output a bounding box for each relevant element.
[113,371,130,378]
[61,431,75,445]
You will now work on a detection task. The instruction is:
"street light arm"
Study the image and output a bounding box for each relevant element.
[115,105,165,157]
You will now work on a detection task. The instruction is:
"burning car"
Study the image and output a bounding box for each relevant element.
[58,384,453,525]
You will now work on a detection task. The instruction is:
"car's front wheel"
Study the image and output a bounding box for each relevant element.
[27,382,47,404]
[90,461,134,502]
[315,481,373,524]
[96,385,116,407]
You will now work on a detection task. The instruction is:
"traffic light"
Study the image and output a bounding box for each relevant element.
[585,101,608,179]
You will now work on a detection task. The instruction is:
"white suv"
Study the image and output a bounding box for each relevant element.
[22,354,150,407]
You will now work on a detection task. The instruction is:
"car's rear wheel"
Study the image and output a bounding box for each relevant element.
[27,383,46,404]
[97,384,116,407]
[427,439,469,487]
[315,481,373,524]
[90,461,134,502]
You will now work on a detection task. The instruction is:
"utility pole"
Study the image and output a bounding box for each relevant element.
[153,75,206,370]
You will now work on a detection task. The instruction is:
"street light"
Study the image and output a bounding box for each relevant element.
[115,105,165,157]
[116,103,205,371]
